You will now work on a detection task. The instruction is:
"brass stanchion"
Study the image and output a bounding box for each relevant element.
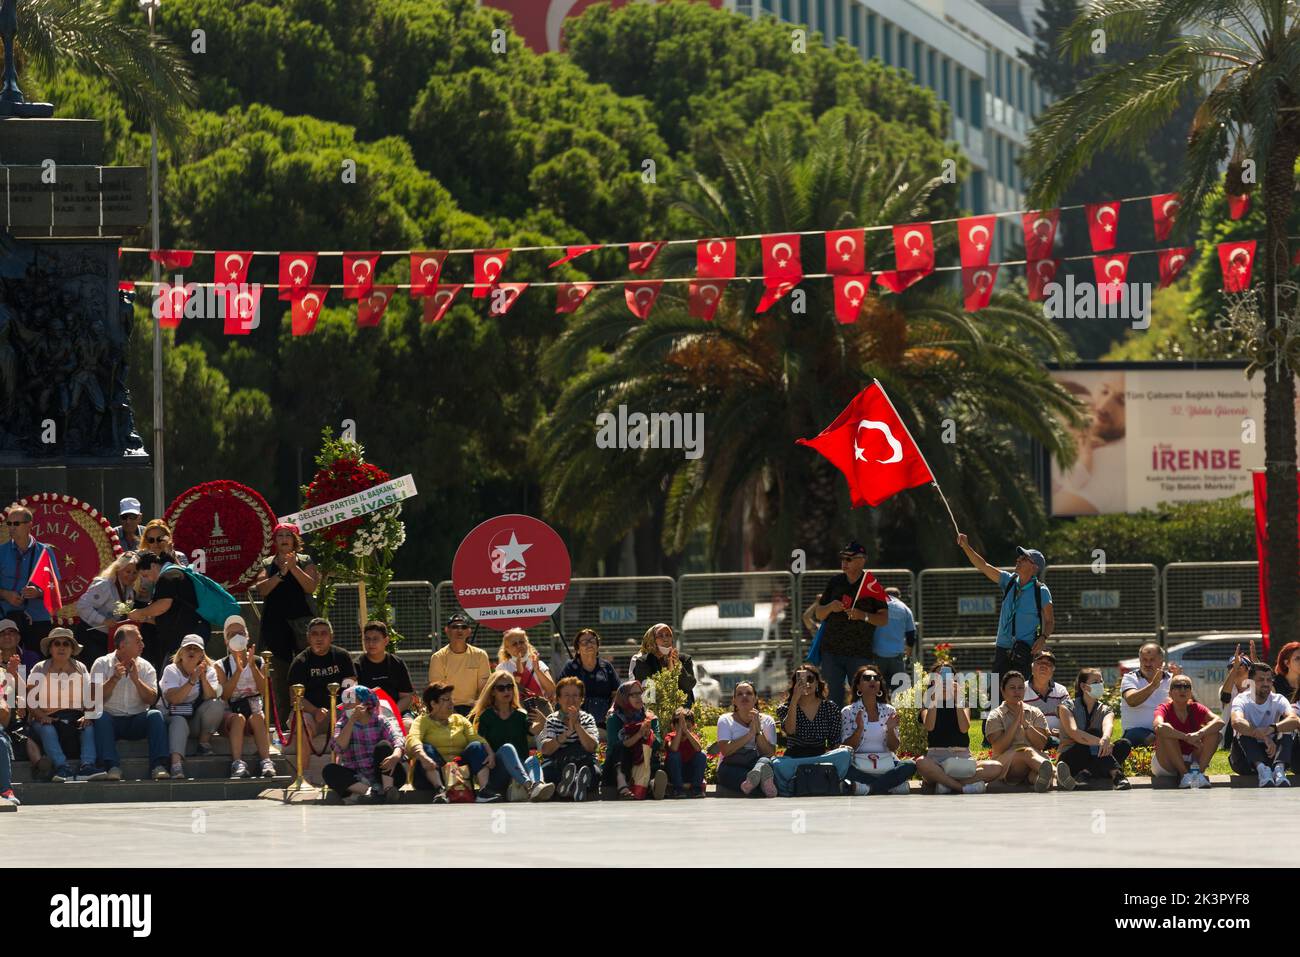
[285,684,314,795]
[322,681,341,796]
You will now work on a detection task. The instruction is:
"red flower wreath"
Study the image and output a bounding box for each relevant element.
[164,480,276,593]
[303,457,391,547]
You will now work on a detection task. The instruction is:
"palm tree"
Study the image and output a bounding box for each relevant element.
[6,0,195,141]
[532,117,1081,571]
[1023,0,1300,644]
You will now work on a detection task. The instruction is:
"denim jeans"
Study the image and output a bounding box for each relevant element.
[717,753,774,794]
[413,741,489,789]
[33,719,96,769]
[0,727,11,792]
[820,653,874,708]
[771,746,853,797]
[1230,733,1297,774]
[487,743,542,791]
[1120,727,1155,748]
[93,710,169,769]
[666,749,706,790]
[875,656,908,701]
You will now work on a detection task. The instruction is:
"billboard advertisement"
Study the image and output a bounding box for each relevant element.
[1048,364,1300,516]
[480,0,724,52]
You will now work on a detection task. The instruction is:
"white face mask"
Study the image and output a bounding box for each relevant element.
[656,642,672,657]
[1087,682,1105,698]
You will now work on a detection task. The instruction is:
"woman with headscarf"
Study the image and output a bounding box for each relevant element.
[629,623,696,706]
[606,679,668,800]
[252,522,321,729]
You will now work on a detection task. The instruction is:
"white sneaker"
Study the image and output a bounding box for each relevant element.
[1274,765,1291,787]
[961,781,987,794]
[934,783,952,794]
[889,781,910,795]
[1178,771,1194,789]
[1258,763,1274,787]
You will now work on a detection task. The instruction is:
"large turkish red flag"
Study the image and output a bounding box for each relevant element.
[796,381,935,507]
[1218,240,1256,292]
[1085,202,1120,252]
[1022,210,1058,261]
[825,229,865,275]
[957,215,995,268]
[892,223,934,274]
[1158,247,1192,289]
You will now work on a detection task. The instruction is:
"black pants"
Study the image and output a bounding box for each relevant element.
[1229,734,1297,774]
[321,741,404,792]
[993,643,1032,680]
[1059,739,1132,779]
[75,624,108,669]
[18,619,51,657]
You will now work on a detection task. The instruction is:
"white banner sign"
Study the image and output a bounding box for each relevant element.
[278,474,418,534]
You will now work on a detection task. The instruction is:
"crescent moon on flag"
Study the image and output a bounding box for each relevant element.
[771,242,793,262]
[234,291,256,317]
[1096,205,1116,224]
[352,259,373,281]
[434,290,453,307]
[1169,254,1187,272]
[836,235,857,255]
[844,280,865,300]
[225,254,244,275]
[636,242,657,257]
[1162,199,1179,218]
[289,258,309,282]
[854,419,903,464]
[635,288,655,307]
[706,240,728,258]
[1032,217,1053,239]
[968,224,989,244]
[1035,260,1055,279]
[903,230,925,250]
[483,256,503,278]
[419,257,440,280]
[546,0,583,52]
[568,286,585,302]
[302,293,321,313]
[1230,247,1251,266]
[974,270,993,289]
[699,284,720,303]
[1105,258,1125,281]
[370,291,389,308]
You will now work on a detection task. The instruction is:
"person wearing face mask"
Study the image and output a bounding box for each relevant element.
[915,660,1003,794]
[216,616,275,779]
[1056,667,1132,791]
[630,623,696,706]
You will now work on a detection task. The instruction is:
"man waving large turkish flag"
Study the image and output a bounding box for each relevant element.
[797,381,934,507]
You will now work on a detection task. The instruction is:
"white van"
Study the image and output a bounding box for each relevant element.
[679,600,790,699]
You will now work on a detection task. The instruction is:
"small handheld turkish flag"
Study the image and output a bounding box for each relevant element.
[409,252,447,298]
[957,216,996,268]
[555,283,594,315]
[1158,248,1193,289]
[1085,202,1120,252]
[279,252,318,301]
[689,281,726,320]
[1026,258,1060,302]
[832,275,872,324]
[215,250,253,285]
[473,249,510,299]
[825,229,865,275]
[961,265,998,312]
[628,241,664,274]
[625,281,663,320]
[1022,210,1058,261]
[422,285,463,323]
[27,547,61,619]
[1218,241,1256,292]
[1092,253,1131,305]
[356,285,395,327]
[892,223,934,274]
[1151,194,1180,242]
[343,252,381,300]
[696,239,735,279]
[291,286,328,336]
[761,233,803,283]
[796,381,935,508]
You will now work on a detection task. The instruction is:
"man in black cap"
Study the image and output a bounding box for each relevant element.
[812,542,889,706]
[427,613,492,716]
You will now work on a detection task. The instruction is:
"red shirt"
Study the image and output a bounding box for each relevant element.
[664,730,700,763]
[1154,700,1214,756]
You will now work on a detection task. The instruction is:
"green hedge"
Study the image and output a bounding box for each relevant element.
[1043,495,1255,567]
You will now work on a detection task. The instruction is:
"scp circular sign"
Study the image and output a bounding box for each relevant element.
[452,514,571,631]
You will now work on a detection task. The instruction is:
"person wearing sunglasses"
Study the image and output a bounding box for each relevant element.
[558,628,620,738]
[771,664,853,796]
[427,613,492,716]
[1229,662,1300,787]
[1056,667,1132,791]
[110,497,143,552]
[841,665,916,795]
[469,672,554,802]
[714,682,777,797]
[984,670,1063,792]
[252,522,319,724]
[138,519,187,567]
[1152,675,1222,788]
[0,505,61,656]
[956,534,1053,682]
[496,628,555,703]
[27,627,104,782]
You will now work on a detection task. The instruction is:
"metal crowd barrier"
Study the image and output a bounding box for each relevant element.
[1162,561,1261,644]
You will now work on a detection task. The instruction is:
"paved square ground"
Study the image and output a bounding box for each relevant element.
[9,789,1293,867]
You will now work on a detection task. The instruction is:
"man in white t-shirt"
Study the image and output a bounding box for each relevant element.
[1023,651,1070,745]
[89,624,169,781]
[1119,643,1179,748]
[1229,662,1300,787]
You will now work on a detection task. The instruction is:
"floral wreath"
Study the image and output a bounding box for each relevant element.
[5,494,122,623]
[164,480,276,592]
[303,456,392,547]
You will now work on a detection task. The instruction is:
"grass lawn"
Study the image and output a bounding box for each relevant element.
[698,720,1232,776]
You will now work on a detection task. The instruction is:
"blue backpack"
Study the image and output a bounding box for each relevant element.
[161,562,241,628]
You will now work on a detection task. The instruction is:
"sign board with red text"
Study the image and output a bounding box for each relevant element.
[452,515,572,630]
[1048,365,1300,516]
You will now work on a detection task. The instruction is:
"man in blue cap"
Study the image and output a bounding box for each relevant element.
[957,533,1054,679]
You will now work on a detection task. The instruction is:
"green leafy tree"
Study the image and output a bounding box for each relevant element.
[1023,0,1300,646]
